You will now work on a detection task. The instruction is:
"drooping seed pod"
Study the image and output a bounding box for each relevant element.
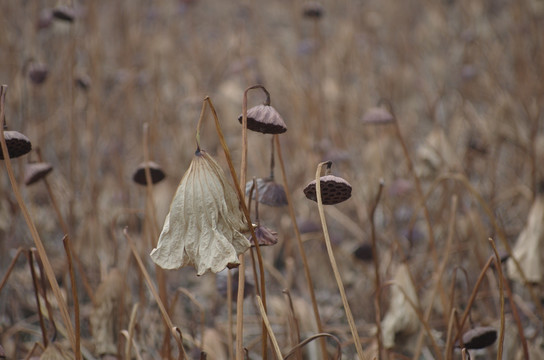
[28,63,49,85]
[245,177,287,207]
[132,161,166,185]
[303,174,352,205]
[150,150,250,275]
[248,224,278,247]
[238,104,287,134]
[0,130,32,160]
[52,5,75,22]
[302,2,324,19]
[460,326,497,349]
[24,162,53,186]
[361,107,394,125]
[353,243,373,262]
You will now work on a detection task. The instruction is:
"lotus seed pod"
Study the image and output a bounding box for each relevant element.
[461,326,497,349]
[245,177,287,207]
[24,162,53,186]
[238,104,287,134]
[303,174,352,205]
[0,130,32,160]
[132,161,166,185]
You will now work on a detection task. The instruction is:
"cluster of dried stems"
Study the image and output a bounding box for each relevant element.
[1,0,544,360]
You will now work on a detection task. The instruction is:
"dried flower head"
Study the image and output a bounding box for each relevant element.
[245,177,287,207]
[248,224,278,247]
[238,104,287,134]
[150,150,250,275]
[52,5,75,22]
[361,107,394,125]
[303,174,352,205]
[353,243,373,262]
[132,161,166,185]
[460,326,497,349]
[28,62,49,85]
[302,2,324,19]
[0,130,32,160]
[24,162,53,185]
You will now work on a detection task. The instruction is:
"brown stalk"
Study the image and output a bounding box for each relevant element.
[227,270,234,360]
[413,195,458,359]
[143,122,171,358]
[27,250,48,347]
[314,161,366,359]
[124,228,188,360]
[283,333,342,360]
[488,239,504,360]
[125,303,140,360]
[0,85,76,352]
[0,247,24,295]
[62,235,81,360]
[256,295,282,360]
[282,289,302,359]
[502,272,529,359]
[203,95,267,359]
[34,148,95,305]
[369,179,384,358]
[34,249,58,342]
[448,256,494,357]
[240,85,269,360]
[444,308,458,360]
[274,134,328,359]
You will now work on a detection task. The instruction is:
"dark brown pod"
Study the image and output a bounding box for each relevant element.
[28,63,49,85]
[353,243,373,262]
[52,5,75,22]
[248,225,278,247]
[246,178,287,207]
[238,104,287,134]
[1,131,32,160]
[361,107,394,125]
[24,162,53,186]
[461,326,497,349]
[302,2,324,19]
[132,161,166,185]
[303,175,352,205]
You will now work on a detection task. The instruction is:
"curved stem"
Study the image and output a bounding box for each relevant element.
[488,239,505,360]
[315,161,366,359]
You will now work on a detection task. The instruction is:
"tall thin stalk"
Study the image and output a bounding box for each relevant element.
[0,85,76,353]
[314,161,366,360]
[369,180,384,358]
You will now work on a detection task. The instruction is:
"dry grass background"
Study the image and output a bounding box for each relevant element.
[1,0,544,359]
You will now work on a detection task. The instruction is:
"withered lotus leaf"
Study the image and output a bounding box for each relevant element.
[150,150,250,275]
